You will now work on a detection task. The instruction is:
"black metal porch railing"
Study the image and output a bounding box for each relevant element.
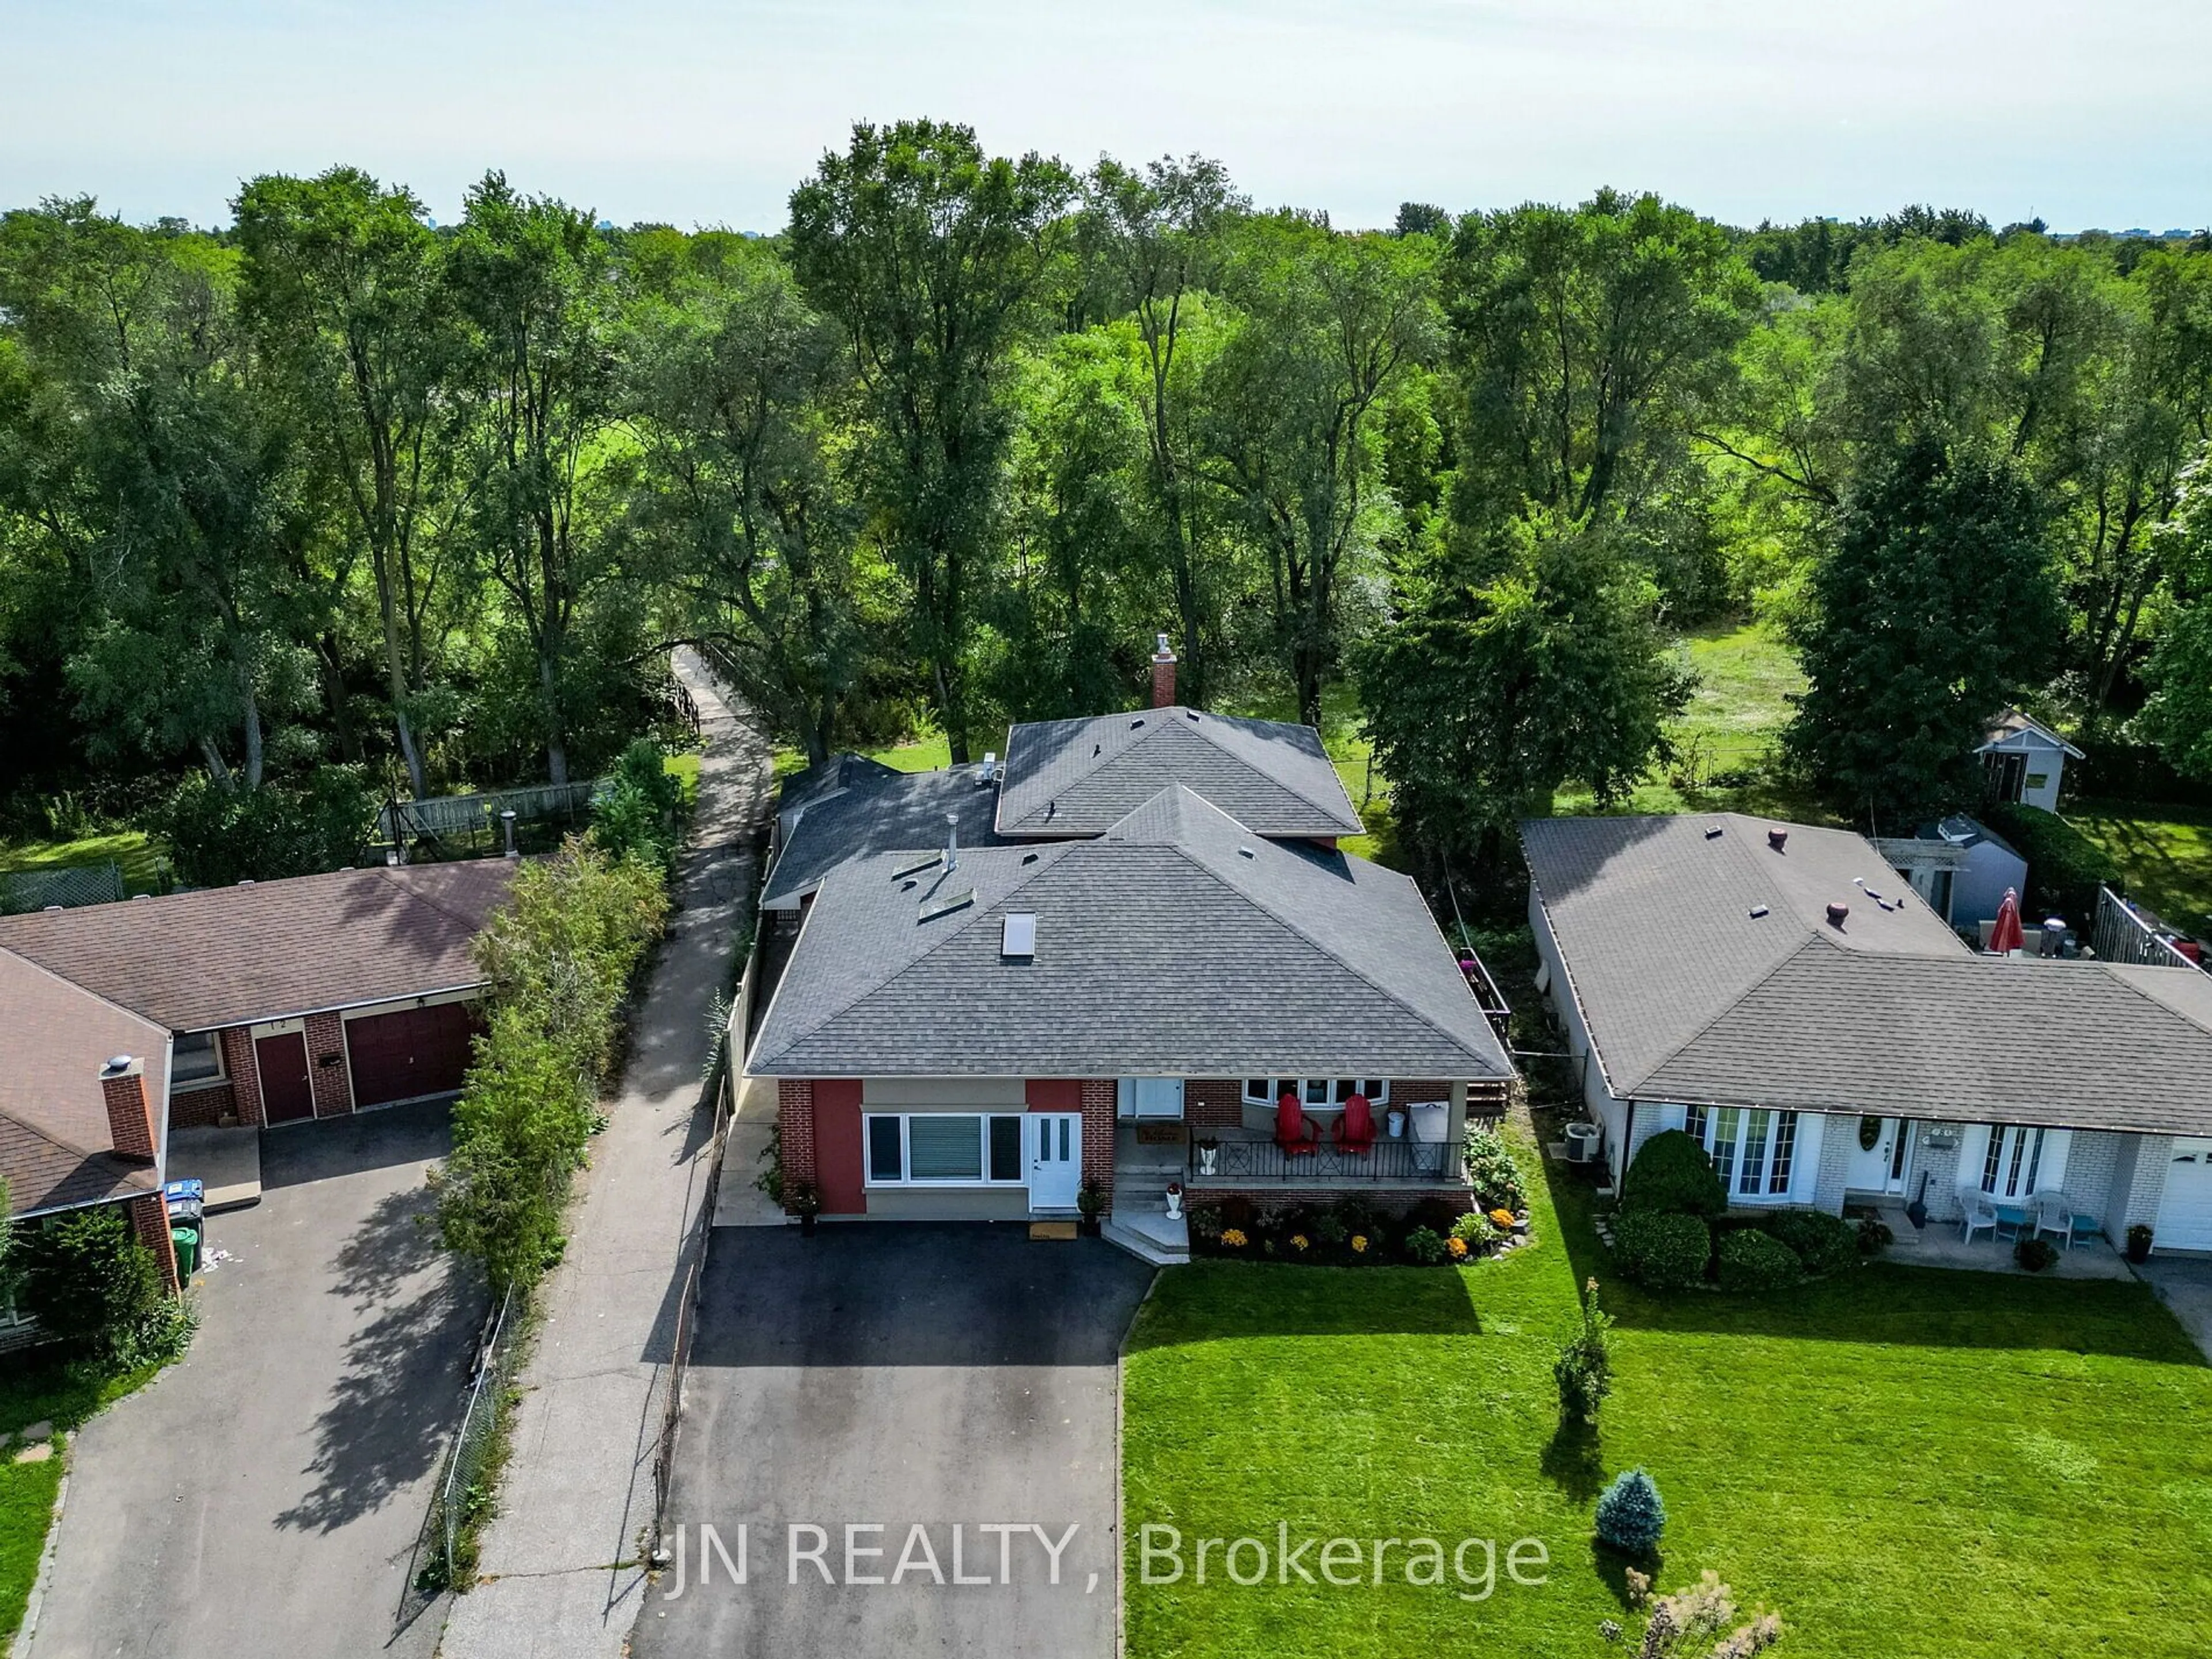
[1189,1136,1459,1184]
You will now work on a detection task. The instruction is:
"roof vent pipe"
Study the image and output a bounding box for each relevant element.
[1768,828,1789,853]
[1825,902,1849,929]
[944,812,960,875]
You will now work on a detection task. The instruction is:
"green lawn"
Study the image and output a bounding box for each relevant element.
[2066,802,2212,938]
[1123,1136,2212,1658]
[0,830,166,893]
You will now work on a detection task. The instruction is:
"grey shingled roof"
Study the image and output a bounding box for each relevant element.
[994,707,1363,838]
[750,785,1506,1081]
[778,751,903,819]
[1523,812,2212,1134]
[764,763,1011,911]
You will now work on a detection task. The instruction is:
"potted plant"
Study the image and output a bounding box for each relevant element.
[1164,1181,1184,1221]
[2126,1222,2154,1264]
[789,1180,821,1237]
[1195,1136,1220,1177]
[1076,1179,1105,1236]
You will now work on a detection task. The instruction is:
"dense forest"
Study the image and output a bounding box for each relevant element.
[3,120,2211,880]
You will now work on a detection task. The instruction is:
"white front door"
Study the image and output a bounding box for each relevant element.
[2156,1138,2212,1252]
[1028,1113,1082,1209]
[1845,1117,1913,1195]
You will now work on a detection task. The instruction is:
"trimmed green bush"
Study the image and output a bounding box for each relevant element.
[1622,1129,1727,1217]
[1612,1209,1712,1291]
[1594,1468,1667,1556]
[1764,1210,1860,1278]
[1717,1226,1805,1293]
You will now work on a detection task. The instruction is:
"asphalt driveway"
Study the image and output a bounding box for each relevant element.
[634,1224,1154,1659]
[27,1099,482,1658]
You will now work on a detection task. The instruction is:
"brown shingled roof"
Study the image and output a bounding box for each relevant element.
[0,861,516,1032]
[0,948,170,1216]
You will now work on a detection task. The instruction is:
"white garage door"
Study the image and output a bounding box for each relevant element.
[2157,1138,2212,1253]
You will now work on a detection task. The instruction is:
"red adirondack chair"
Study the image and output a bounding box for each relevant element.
[1275,1090,1318,1156]
[1335,1092,1376,1155]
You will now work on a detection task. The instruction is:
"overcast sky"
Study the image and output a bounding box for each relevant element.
[7,1,2206,233]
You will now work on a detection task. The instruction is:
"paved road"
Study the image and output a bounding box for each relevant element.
[442,649,768,1659]
[28,1100,479,1659]
[633,1225,1153,1659]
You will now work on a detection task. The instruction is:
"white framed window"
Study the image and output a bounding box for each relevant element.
[1682,1105,1800,1202]
[171,1031,225,1088]
[863,1114,1026,1186]
[1241,1078,1391,1107]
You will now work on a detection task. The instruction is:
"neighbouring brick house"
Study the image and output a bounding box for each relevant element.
[1523,813,2212,1256]
[0,861,516,1291]
[751,644,1514,1262]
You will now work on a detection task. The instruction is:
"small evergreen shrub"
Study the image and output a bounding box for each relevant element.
[1717,1227,1804,1293]
[1621,1130,1728,1217]
[1612,1210,1712,1291]
[1462,1126,1528,1213]
[1554,1278,1614,1426]
[1594,1468,1667,1556]
[1402,1226,1448,1265]
[18,1206,169,1360]
[1763,1210,1859,1277]
[2015,1236,2059,1273]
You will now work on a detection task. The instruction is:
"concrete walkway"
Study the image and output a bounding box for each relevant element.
[441,650,769,1659]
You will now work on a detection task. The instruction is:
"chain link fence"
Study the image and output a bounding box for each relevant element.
[401,1285,526,1627]
[0,860,124,914]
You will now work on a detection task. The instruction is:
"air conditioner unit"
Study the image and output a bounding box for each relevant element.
[1564,1122,1602,1164]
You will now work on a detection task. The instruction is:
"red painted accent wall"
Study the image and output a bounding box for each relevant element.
[812,1080,866,1215]
[1025,1078,1082,1112]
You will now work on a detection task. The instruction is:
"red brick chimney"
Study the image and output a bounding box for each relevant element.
[1150,633,1178,709]
[100,1055,157,1162]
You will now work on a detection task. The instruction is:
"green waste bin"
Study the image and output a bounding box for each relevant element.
[171,1226,200,1279]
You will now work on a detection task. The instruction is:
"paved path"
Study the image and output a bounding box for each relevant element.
[442,650,770,1659]
[632,1225,1154,1659]
[2136,1256,2212,1363]
[26,1100,477,1659]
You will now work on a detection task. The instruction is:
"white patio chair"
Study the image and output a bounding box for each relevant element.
[1957,1187,1998,1244]
[2032,1189,2076,1248]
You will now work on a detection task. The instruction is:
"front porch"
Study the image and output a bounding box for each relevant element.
[1114,1118,1468,1191]
[1849,1198,2134,1280]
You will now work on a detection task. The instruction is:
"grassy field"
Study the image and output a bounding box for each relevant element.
[1123,1132,2212,1659]
[2066,803,2212,938]
[0,830,166,893]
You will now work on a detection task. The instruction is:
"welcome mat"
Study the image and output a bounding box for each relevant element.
[1134,1124,1187,1145]
[1029,1221,1078,1241]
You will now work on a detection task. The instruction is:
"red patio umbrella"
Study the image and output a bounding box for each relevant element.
[1988,887,2026,955]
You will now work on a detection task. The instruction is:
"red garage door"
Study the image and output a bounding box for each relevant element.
[344,1003,478,1108]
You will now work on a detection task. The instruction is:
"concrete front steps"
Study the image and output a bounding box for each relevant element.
[1104,1203,1190,1266]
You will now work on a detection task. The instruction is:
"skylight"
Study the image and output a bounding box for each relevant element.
[1001,912,1037,957]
